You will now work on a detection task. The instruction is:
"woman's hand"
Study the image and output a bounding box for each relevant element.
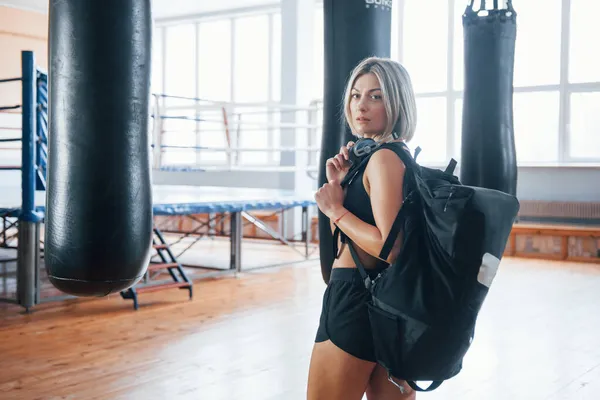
[325,141,354,183]
[315,180,346,220]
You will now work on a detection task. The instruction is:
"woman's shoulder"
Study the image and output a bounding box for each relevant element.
[373,140,407,161]
[380,140,409,153]
[365,142,407,174]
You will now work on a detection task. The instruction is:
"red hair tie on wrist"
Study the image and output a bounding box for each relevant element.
[334,210,350,224]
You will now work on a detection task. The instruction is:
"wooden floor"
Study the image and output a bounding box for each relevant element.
[1,250,600,399]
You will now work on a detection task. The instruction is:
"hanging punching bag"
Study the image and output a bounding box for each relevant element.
[46,0,153,296]
[460,0,518,196]
[319,0,392,283]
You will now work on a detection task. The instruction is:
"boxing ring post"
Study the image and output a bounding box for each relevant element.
[302,205,310,258]
[152,94,164,169]
[230,211,242,272]
[16,51,39,311]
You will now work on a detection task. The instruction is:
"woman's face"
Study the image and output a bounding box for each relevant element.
[350,72,387,139]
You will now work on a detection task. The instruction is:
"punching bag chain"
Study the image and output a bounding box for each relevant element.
[468,0,513,11]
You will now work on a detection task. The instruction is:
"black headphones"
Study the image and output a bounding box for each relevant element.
[347,138,380,167]
[343,134,407,187]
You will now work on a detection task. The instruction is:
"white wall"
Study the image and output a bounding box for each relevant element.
[516,167,600,202]
[153,165,600,202]
[152,169,294,190]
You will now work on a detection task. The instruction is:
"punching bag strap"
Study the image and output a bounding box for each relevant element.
[469,0,514,12]
[466,0,477,15]
[468,0,488,11]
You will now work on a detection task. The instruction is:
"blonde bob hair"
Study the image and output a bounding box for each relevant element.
[343,56,417,142]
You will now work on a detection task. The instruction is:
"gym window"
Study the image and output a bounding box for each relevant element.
[387,0,600,166]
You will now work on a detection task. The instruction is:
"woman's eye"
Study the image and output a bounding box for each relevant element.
[371,95,382,100]
[352,94,360,99]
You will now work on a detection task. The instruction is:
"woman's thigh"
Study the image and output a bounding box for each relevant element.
[307,339,376,400]
[366,364,415,400]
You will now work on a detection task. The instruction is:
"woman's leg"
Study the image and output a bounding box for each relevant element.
[365,365,415,400]
[307,339,376,400]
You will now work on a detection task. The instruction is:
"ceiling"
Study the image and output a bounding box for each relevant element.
[0,0,276,19]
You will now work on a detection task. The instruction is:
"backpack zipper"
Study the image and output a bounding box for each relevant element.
[403,190,415,205]
[443,186,455,212]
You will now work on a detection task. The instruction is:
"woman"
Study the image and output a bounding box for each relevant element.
[308,57,417,400]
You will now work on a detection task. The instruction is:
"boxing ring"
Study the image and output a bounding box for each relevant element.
[150,185,316,268]
[0,51,320,310]
[151,93,323,175]
[0,185,317,304]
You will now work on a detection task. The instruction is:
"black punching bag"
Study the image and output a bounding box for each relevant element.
[460,0,518,196]
[46,0,153,296]
[319,0,392,283]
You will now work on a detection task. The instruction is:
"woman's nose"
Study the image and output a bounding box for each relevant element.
[357,96,367,111]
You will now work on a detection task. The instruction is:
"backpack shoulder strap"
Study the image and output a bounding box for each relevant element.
[346,192,414,284]
[377,194,412,263]
[345,142,419,279]
[373,142,418,266]
[413,145,422,161]
[341,154,372,188]
[445,158,457,175]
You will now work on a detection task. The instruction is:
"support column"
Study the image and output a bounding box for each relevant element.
[280,0,316,241]
[17,51,37,311]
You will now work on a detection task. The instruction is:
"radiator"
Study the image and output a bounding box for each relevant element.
[518,201,600,221]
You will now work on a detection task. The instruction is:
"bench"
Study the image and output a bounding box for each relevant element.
[506,223,600,263]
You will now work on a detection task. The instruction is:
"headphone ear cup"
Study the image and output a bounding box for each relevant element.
[348,148,361,166]
[348,138,378,165]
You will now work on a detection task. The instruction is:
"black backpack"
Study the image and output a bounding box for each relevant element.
[337,142,520,393]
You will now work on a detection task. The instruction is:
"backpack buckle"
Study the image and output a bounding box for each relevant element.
[387,371,407,394]
[364,272,384,291]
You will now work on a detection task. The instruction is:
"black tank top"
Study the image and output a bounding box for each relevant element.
[343,160,376,225]
[333,141,408,260]
[343,141,407,227]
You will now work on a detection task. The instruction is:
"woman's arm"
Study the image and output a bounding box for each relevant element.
[327,149,405,261]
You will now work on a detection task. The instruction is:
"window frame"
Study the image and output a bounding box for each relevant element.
[154,5,282,168]
[391,0,600,166]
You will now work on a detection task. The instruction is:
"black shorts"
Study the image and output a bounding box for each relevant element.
[315,267,385,362]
